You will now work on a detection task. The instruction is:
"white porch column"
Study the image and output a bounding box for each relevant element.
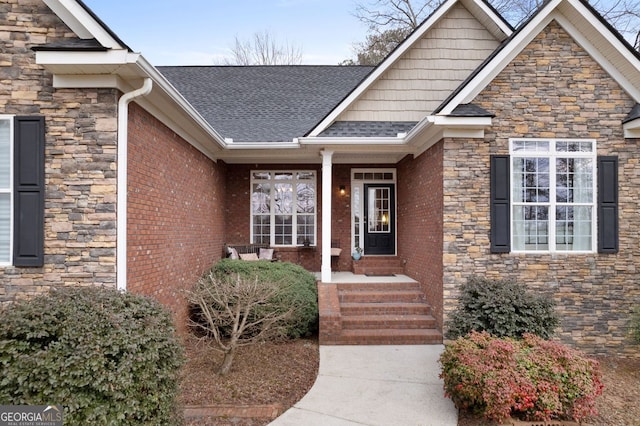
[320,150,334,283]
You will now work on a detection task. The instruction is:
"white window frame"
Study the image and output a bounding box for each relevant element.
[0,115,14,266]
[509,138,597,254]
[250,170,317,247]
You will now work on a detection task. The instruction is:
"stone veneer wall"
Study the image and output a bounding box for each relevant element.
[442,21,640,356]
[0,0,118,301]
[397,144,444,330]
[126,103,226,330]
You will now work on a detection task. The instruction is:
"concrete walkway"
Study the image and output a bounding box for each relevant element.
[269,345,458,426]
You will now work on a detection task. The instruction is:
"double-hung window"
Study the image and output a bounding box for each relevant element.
[251,171,316,246]
[0,117,12,264]
[510,139,596,252]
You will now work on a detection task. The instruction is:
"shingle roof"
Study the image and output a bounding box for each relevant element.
[449,103,494,117]
[319,121,418,137]
[158,65,374,142]
[624,103,640,123]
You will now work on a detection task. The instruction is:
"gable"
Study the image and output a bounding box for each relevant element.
[474,21,636,138]
[337,3,504,122]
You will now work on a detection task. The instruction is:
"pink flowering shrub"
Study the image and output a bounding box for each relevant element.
[439,331,604,422]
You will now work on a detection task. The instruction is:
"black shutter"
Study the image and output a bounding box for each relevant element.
[597,156,618,253]
[14,116,45,267]
[490,155,510,253]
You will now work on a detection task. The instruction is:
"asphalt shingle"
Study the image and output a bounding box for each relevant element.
[158,65,374,142]
[319,121,418,137]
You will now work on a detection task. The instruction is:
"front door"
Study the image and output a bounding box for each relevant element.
[363,184,395,255]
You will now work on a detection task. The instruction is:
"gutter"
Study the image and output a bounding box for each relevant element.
[116,78,153,292]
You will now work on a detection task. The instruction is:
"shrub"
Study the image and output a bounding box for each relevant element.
[188,272,300,375]
[445,276,559,340]
[0,286,184,425]
[439,331,604,422]
[210,259,318,338]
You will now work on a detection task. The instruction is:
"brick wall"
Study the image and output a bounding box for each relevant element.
[224,164,324,271]
[127,103,226,330]
[0,0,118,301]
[442,21,640,356]
[397,144,444,330]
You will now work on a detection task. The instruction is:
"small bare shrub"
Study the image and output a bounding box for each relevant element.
[187,272,296,375]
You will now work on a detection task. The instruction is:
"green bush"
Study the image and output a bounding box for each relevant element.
[445,276,559,340]
[0,286,184,425]
[439,331,604,422]
[209,259,318,338]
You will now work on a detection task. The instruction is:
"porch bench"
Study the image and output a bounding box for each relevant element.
[224,243,276,261]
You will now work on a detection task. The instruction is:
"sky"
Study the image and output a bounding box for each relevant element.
[83,0,370,66]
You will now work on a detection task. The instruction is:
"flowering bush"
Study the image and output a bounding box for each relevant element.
[439,331,604,422]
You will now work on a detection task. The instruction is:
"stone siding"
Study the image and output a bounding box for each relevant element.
[442,21,640,356]
[0,0,118,301]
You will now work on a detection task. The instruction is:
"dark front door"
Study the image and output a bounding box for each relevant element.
[363,184,395,255]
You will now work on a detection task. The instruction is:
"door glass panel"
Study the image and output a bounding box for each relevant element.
[368,187,390,233]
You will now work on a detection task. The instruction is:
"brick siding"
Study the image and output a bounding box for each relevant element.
[127,103,226,330]
[0,0,118,301]
[442,21,640,357]
[397,144,444,330]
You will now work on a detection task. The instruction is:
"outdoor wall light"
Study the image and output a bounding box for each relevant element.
[339,185,346,195]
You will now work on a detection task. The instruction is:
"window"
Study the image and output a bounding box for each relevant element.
[251,171,316,246]
[510,139,596,252]
[0,117,12,264]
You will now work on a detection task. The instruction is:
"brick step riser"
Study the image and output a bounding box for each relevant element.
[340,304,431,316]
[339,293,425,304]
[329,333,443,345]
[342,319,437,330]
[336,282,421,292]
[352,266,404,275]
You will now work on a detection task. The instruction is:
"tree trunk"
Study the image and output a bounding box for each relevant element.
[218,349,236,376]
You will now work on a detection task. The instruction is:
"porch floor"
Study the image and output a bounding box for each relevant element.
[314,271,417,284]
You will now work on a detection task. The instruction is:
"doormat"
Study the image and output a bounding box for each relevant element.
[365,273,395,277]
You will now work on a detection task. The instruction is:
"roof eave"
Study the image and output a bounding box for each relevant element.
[37,50,228,160]
[623,118,640,138]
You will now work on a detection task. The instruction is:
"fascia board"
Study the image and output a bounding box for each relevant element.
[224,142,301,149]
[299,137,406,145]
[36,49,138,66]
[43,0,122,49]
[462,0,513,39]
[430,116,492,127]
[307,0,458,137]
[624,118,640,138]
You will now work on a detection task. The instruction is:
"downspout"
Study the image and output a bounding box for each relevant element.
[116,78,153,291]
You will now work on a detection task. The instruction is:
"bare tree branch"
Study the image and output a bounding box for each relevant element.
[186,273,295,375]
[224,30,303,65]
